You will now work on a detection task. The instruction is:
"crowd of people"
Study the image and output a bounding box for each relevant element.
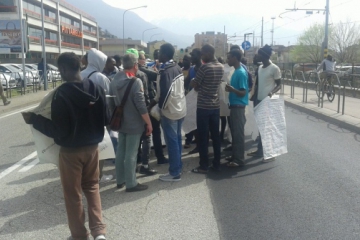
[21,42,282,240]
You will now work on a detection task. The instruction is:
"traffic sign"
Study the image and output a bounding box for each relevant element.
[242,41,251,51]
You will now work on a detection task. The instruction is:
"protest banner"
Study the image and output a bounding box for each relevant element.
[30,90,115,167]
[254,96,287,159]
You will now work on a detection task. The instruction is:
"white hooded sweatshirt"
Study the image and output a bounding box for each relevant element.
[81,48,110,93]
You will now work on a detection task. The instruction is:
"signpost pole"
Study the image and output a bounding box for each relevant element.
[18,0,26,92]
[41,0,47,90]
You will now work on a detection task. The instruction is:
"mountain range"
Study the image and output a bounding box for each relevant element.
[66,0,193,47]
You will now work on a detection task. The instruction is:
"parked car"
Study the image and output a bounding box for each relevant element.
[336,66,352,78]
[12,64,39,83]
[0,72,16,89]
[293,63,319,75]
[345,66,360,75]
[0,64,26,86]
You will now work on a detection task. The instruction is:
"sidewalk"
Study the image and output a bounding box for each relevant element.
[0,89,51,115]
[282,84,360,134]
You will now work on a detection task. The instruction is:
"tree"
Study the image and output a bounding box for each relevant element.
[330,20,360,63]
[291,23,330,63]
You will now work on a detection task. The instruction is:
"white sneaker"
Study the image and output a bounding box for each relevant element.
[99,174,113,183]
[159,173,181,182]
[262,157,276,163]
[94,235,106,240]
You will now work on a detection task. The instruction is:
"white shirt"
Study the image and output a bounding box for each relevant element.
[257,63,281,101]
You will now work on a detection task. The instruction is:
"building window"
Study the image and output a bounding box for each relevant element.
[0,0,17,13]
[29,27,43,37]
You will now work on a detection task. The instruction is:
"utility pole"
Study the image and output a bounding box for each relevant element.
[261,17,264,47]
[271,17,276,46]
[285,0,329,58]
[41,0,47,90]
[18,0,26,90]
[323,0,330,58]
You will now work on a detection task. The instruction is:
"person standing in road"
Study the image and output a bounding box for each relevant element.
[102,56,119,81]
[81,48,113,183]
[138,52,168,165]
[109,53,153,192]
[182,54,191,79]
[191,44,224,173]
[22,52,107,240]
[0,83,10,106]
[247,45,281,163]
[225,50,249,167]
[113,55,123,71]
[184,48,202,153]
[125,48,158,176]
[148,43,186,182]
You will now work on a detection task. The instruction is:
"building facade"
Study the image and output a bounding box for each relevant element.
[0,0,99,63]
[194,31,228,58]
[99,38,147,57]
[147,40,167,59]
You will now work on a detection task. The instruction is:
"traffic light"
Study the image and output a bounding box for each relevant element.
[180,48,184,53]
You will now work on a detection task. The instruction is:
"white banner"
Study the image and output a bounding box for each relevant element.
[182,89,198,134]
[30,90,115,167]
[254,96,287,159]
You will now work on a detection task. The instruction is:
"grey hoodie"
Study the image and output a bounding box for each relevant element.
[109,71,148,134]
[80,48,110,93]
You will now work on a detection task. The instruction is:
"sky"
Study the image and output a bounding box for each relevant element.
[103,0,359,46]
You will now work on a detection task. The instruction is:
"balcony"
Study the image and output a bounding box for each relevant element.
[61,22,80,31]
[24,8,57,24]
[84,46,91,50]
[0,5,17,13]
[61,41,81,49]
[83,29,97,37]
[29,36,58,46]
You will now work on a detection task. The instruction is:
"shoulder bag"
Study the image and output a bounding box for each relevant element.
[109,77,136,131]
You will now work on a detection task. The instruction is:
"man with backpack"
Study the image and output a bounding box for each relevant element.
[81,48,113,183]
[22,52,107,240]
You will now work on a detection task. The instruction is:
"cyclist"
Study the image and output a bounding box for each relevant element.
[317,55,336,97]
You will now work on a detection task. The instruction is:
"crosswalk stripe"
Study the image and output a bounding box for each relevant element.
[18,158,40,172]
[0,151,37,180]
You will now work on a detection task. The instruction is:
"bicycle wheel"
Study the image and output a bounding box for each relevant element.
[315,81,322,97]
[326,83,335,102]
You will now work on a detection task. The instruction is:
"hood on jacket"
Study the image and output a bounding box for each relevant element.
[86,48,107,72]
[57,79,100,109]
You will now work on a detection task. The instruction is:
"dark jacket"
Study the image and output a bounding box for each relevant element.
[31,79,107,148]
[136,70,150,106]
[139,65,156,100]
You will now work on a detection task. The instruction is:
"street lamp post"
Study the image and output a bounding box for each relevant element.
[149,33,162,42]
[142,27,157,42]
[243,32,253,57]
[123,5,147,54]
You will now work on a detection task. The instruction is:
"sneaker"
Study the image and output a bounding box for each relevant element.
[117,182,125,189]
[247,150,263,157]
[262,157,275,163]
[188,147,199,154]
[4,101,10,106]
[99,174,113,183]
[184,143,191,149]
[157,158,169,165]
[139,166,158,175]
[126,183,148,192]
[94,235,106,240]
[159,173,181,182]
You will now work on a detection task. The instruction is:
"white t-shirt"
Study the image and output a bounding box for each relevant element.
[257,63,281,101]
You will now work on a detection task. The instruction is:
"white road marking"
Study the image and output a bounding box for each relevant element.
[0,105,37,120]
[18,158,39,172]
[0,151,37,180]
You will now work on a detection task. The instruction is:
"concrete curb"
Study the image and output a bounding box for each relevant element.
[284,96,360,135]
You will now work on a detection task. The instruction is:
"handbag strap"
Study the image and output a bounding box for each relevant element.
[120,77,136,107]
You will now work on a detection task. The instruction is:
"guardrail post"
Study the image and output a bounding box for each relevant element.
[342,81,346,115]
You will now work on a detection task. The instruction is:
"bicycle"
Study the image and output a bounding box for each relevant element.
[315,72,336,102]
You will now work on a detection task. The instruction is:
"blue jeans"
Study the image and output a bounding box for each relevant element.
[161,116,184,176]
[197,108,221,170]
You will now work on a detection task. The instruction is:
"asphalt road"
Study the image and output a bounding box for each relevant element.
[209,106,360,240]
[1,105,360,239]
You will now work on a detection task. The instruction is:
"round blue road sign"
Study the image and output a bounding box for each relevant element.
[242,41,251,51]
